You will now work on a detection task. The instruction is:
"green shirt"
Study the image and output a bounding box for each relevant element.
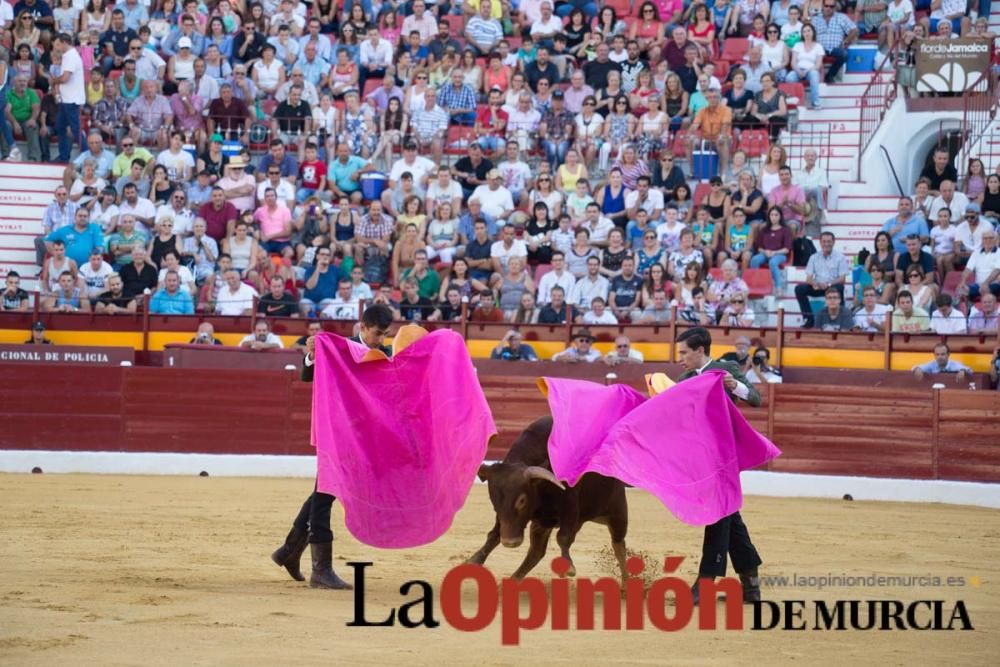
[6,88,39,123]
[112,147,155,179]
[107,230,149,266]
[401,267,441,301]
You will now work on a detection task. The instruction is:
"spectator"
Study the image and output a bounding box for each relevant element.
[52,33,86,162]
[794,231,850,328]
[217,156,257,214]
[469,290,505,322]
[638,288,672,323]
[149,269,194,314]
[37,186,79,265]
[766,165,807,232]
[354,200,394,274]
[852,286,890,333]
[930,208,958,277]
[258,274,299,318]
[438,68,478,126]
[428,286,466,322]
[685,88,732,176]
[720,335,753,373]
[215,268,257,316]
[328,141,372,205]
[552,327,601,362]
[668,229,704,280]
[608,255,642,321]
[300,247,341,317]
[410,90,450,166]
[582,295,618,324]
[198,187,240,242]
[881,196,929,254]
[794,149,830,231]
[291,321,322,351]
[95,273,137,315]
[719,293,755,327]
[254,188,294,255]
[604,335,643,366]
[813,286,853,331]
[490,329,539,361]
[912,343,972,384]
[119,244,158,301]
[239,320,284,350]
[401,250,442,301]
[464,1,503,56]
[187,322,223,346]
[79,247,114,302]
[929,294,968,335]
[25,321,53,345]
[454,142,494,201]
[388,141,436,194]
[6,74,41,161]
[42,271,90,313]
[891,290,930,333]
[126,79,173,150]
[928,180,970,223]
[968,293,998,334]
[207,82,252,140]
[679,286,714,325]
[746,346,783,384]
[399,277,434,321]
[919,147,957,194]
[954,202,990,265]
[2,272,31,311]
[957,228,1000,300]
[813,0,858,84]
[539,285,578,324]
[570,255,610,309]
[321,278,362,320]
[46,207,104,267]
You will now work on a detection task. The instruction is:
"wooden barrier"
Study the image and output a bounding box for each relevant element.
[2,361,997,482]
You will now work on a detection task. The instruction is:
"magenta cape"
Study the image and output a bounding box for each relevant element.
[542,372,780,526]
[311,330,496,548]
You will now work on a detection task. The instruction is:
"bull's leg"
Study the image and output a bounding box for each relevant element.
[555,523,580,577]
[467,518,501,566]
[609,485,629,584]
[511,522,552,580]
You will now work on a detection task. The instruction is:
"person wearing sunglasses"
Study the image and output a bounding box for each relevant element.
[812,0,858,84]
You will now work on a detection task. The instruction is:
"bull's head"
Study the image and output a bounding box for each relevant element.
[478,463,566,548]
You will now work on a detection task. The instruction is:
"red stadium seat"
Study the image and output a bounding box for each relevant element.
[779,82,805,109]
[743,268,774,299]
[737,129,770,158]
[362,78,381,99]
[693,182,711,205]
[444,125,476,156]
[443,14,463,35]
[941,271,974,298]
[671,130,689,158]
[708,267,723,282]
[602,0,633,17]
[720,38,749,63]
[534,263,553,283]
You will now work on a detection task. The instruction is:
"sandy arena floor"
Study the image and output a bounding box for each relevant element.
[1,473,998,665]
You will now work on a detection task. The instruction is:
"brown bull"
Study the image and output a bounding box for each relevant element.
[470,416,629,581]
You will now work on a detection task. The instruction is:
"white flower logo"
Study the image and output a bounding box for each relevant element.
[916,62,987,93]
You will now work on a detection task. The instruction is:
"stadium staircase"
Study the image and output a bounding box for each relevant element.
[0,162,65,294]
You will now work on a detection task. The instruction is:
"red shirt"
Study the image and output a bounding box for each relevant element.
[476,105,509,138]
[299,159,327,189]
[198,201,240,241]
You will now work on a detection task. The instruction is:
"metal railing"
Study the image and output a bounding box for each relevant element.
[856,47,899,179]
[782,121,833,175]
[956,65,1000,184]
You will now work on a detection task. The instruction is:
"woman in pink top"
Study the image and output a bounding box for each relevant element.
[254,188,294,255]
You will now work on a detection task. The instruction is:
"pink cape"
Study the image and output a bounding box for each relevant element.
[312,330,496,548]
[542,372,780,526]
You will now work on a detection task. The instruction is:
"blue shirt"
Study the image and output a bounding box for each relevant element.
[913,359,971,375]
[258,153,298,180]
[150,288,194,314]
[47,223,104,266]
[73,149,117,180]
[303,264,343,303]
[881,214,929,254]
[328,156,368,193]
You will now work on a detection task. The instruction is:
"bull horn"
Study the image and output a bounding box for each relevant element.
[478,463,494,482]
[524,466,566,490]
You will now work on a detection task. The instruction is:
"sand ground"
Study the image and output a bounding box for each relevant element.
[1,473,998,666]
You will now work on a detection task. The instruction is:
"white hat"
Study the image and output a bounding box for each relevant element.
[177,36,193,49]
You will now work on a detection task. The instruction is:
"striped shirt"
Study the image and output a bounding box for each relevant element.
[437,83,477,114]
[465,17,503,49]
[411,105,450,139]
[357,213,394,240]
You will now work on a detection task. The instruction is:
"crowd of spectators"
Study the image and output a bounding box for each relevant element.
[1,0,995,348]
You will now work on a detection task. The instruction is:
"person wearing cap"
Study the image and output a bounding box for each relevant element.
[472,169,516,222]
[162,12,205,57]
[125,80,173,150]
[25,321,53,345]
[539,88,574,170]
[552,328,601,362]
[409,91,450,167]
[438,69,478,126]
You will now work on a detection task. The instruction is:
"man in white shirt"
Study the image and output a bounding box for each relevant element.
[425,166,463,219]
[155,190,197,237]
[216,269,259,315]
[582,296,618,324]
[625,175,665,224]
[536,251,577,304]
[472,170,515,221]
[156,130,196,185]
[321,278,361,320]
[794,148,830,228]
[529,0,562,46]
[954,202,991,261]
[256,164,297,209]
[52,33,86,162]
[489,223,528,273]
[496,142,532,206]
[580,203,615,248]
[851,286,890,332]
[504,93,541,153]
[604,335,644,365]
[569,256,610,307]
[929,293,968,335]
[958,228,1000,300]
[928,180,971,223]
[79,248,115,301]
[360,26,394,84]
[552,328,601,363]
[401,0,436,44]
[118,183,157,233]
[239,320,285,350]
[388,142,436,191]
